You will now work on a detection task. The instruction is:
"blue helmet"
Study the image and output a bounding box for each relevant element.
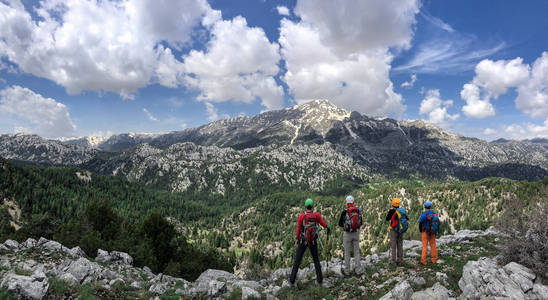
[424,201,432,208]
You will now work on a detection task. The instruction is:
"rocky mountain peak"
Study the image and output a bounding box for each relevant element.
[285,99,351,137]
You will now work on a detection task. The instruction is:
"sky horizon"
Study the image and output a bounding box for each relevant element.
[0,0,547,141]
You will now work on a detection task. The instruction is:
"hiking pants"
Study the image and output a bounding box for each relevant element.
[289,242,323,284]
[421,232,438,264]
[390,230,403,265]
[343,231,361,272]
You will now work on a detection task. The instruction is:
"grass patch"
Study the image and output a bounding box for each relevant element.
[13,268,31,276]
[47,277,71,297]
[0,288,15,300]
[227,287,242,300]
[277,281,332,300]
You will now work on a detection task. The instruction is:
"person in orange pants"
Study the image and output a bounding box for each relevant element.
[419,201,438,265]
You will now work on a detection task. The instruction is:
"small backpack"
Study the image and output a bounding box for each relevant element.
[344,206,362,232]
[424,211,440,235]
[391,208,408,234]
[301,211,319,244]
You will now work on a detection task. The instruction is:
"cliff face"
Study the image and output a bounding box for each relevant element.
[1,228,547,299]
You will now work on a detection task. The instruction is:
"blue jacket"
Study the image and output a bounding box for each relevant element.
[419,210,433,232]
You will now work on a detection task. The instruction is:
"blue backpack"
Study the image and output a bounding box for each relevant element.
[391,207,408,234]
[424,211,440,235]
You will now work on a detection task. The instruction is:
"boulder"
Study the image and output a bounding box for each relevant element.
[149,283,168,294]
[411,276,426,287]
[3,239,20,251]
[530,284,548,300]
[68,246,87,258]
[96,249,133,266]
[59,272,79,287]
[0,269,49,300]
[196,269,238,284]
[242,286,261,300]
[21,238,37,249]
[411,282,450,300]
[131,281,143,289]
[458,257,548,299]
[60,257,104,284]
[435,272,448,284]
[379,280,413,300]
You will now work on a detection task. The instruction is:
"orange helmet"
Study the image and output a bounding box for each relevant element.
[392,198,400,207]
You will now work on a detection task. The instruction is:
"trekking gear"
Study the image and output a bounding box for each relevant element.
[424,210,440,235]
[391,207,408,234]
[424,201,432,208]
[346,195,354,204]
[305,198,314,208]
[300,211,319,244]
[392,198,400,207]
[344,206,362,232]
[326,224,331,269]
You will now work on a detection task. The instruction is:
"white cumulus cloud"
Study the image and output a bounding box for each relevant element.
[419,89,459,125]
[182,16,284,110]
[460,83,495,119]
[280,0,419,116]
[276,6,290,16]
[515,52,548,118]
[461,52,548,119]
[0,85,75,138]
[473,57,530,98]
[0,0,215,99]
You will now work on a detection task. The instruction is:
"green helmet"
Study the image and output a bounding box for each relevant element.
[305,198,314,208]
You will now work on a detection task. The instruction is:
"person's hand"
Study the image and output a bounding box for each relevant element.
[295,239,299,246]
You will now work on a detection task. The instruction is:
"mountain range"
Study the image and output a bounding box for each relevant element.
[1,99,547,194]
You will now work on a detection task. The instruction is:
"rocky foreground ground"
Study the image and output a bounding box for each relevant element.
[1,227,547,299]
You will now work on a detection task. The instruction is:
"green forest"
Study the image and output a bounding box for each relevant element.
[1,157,547,280]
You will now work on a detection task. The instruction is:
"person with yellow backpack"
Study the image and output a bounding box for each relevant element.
[385,198,408,266]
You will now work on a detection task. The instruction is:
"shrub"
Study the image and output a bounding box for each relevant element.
[497,196,548,282]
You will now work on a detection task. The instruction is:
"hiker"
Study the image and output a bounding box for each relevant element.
[289,198,330,286]
[338,195,362,275]
[385,198,408,266]
[419,201,439,265]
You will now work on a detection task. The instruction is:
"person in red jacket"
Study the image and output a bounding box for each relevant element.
[289,198,330,286]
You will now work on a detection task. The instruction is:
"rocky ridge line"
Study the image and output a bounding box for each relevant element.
[2,227,547,299]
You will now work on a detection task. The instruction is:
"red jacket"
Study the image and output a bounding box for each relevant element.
[296,211,328,240]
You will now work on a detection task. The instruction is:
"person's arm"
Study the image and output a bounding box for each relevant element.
[385,209,394,221]
[296,214,304,240]
[418,212,425,232]
[338,210,346,227]
[316,212,328,228]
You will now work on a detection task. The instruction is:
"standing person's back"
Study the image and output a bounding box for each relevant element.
[289,198,330,286]
[385,198,408,266]
[338,195,362,275]
[419,201,439,265]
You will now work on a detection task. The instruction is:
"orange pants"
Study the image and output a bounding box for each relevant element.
[421,232,438,265]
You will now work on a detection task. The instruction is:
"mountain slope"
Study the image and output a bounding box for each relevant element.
[0,100,547,192]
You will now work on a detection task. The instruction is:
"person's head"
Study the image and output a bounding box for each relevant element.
[424,201,432,210]
[392,197,400,208]
[345,195,355,207]
[305,198,314,210]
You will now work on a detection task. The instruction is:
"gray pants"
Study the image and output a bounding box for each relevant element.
[390,230,403,264]
[343,231,361,272]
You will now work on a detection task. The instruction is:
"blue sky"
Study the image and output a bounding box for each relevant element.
[0,0,547,140]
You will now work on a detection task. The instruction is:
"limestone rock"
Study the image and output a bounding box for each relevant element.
[411,282,450,300]
[0,269,49,300]
[242,286,261,300]
[379,280,413,300]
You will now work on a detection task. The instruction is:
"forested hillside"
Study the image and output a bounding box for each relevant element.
[2,158,547,281]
